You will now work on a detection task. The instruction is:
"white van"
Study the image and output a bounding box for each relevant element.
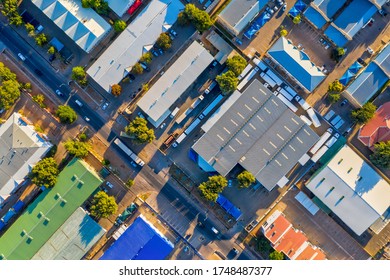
[75,99,83,107]
[211,227,219,234]
[170,107,180,118]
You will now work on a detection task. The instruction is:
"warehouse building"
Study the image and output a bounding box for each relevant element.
[137,41,214,128]
[192,79,319,191]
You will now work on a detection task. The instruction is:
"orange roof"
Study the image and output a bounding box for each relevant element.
[274,228,308,259]
[295,244,327,260]
[263,214,292,245]
[359,102,390,148]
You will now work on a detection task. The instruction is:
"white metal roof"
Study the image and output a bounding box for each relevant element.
[32,0,111,53]
[0,113,52,204]
[137,41,214,127]
[87,0,184,92]
[107,0,135,17]
[306,145,390,235]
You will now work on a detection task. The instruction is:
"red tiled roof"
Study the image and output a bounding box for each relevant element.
[358,102,390,148]
[295,244,326,260]
[274,228,308,259]
[263,214,292,245]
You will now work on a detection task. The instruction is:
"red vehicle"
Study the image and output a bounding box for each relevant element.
[128,0,142,15]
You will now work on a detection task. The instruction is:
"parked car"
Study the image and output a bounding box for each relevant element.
[227,248,239,260]
[55,89,64,97]
[128,73,136,80]
[151,49,159,57]
[209,60,218,69]
[340,99,348,107]
[357,57,367,66]
[139,62,150,72]
[84,116,90,122]
[75,99,83,107]
[282,3,287,11]
[137,111,145,119]
[106,181,114,189]
[379,9,388,16]
[102,102,109,110]
[367,47,374,55]
[158,48,164,55]
[18,53,26,61]
[170,29,177,37]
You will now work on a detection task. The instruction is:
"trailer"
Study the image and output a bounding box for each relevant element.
[277,94,298,112]
[284,85,298,98]
[114,138,145,166]
[260,72,277,88]
[311,145,329,163]
[306,108,321,128]
[253,58,268,71]
[324,110,335,121]
[330,115,342,126]
[172,133,187,148]
[200,94,224,119]
[265,69,283,85]
[334,119,345,129]
[279,88,294,101]
[170,107,180,118]
[295,96,311,110]
[309,128,333,155]
[238,68,258,90]
[300,115,312,126]
[324,134,339,148]
[184,118,201,135]
[238,64,253,80]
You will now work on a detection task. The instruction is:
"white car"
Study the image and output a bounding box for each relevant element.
[18,53,26,61]
[55,89,64,97]
[367,47,374,55]
[106,181,114,189]
[102,102,109,110]
[84,116,90,122]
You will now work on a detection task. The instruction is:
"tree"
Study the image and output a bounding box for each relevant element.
[48,46,56,55]
[0,80,21,110]
[370,141,390,169]
[30,157,59,188]
[125,117,155,144]
[327,93,341,104]
[114,20,127,32]
[111,84,122,96]
[269,250,284,260]
[216,70,238,94]
[183,4,212,32]
[90,191,118,219]
[64,140,91,158]
[35,33,48,46]
[337,47,345,57]
[351,102,376,124]
[293,14,301,24]
[1,0,22,26]
[198,175,227,202]
[32,94,45,108]
[56,105,77,124]
[0,62,17,82]
[131,63,144,74]
[237,171,255,188]
[226,55,247,76]
[140,52,153,64]
[156,33,172,50]
[280,28,288,37]
[81,0,109,15]
[328,80,343,93]
[72,66,86,81]
[25,23,35,36]
[178,11,190,26]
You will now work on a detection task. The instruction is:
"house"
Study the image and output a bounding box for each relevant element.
[31,0,111,53]
[304,0,347,29]
[32,207,105,260]
[192,79,319,191]
[267,37,325,92]
[0,113,52,206]
[217,0,268,36]
[262,210,326,260]
[0,159,103,260]
[305,145,390,235]
[100,215,174,260]
[87,0,184,92]
[107,0,136,17]
[137,41,214,128]
[358,102,390,149]
[345,43,390,106]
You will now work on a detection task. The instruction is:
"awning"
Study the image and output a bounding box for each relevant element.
[295,0,306,12]
[349,61,363,74]
[339,70,355,86]
[289,6,301,17]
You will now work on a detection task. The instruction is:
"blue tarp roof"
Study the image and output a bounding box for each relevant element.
[304,6,327,29]
[295,0,307,12]
[349,61,363,74]
[12,200,25,213]
[313,0,347,19]
[324,24,349,47]
[100,216,174,260]
[244,12,271,40]
[339,70,355,86]
[216,194,242,221]
[289,6,300,17]
[333,0,377,38]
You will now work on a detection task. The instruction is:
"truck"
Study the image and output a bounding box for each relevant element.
[311,145,329,163]
[170,107,180,118]
[184,118,201,135]
[309,128,333,155]
[324,133,339,148]
[300,115,312,126]
[114,138,145,166]
[176,108,192,124]
[199,94,224,119]
[190,95,204,109]
[306,108,321,128]
[172,133,187,148]
[295,96,310,110]
[163,135,176,147]
[277,94,298,112]
[238,64,253,80]
[205,81,217,94]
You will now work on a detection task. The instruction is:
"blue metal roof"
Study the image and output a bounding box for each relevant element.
[289,6,301,17]
[324,24,349,47]
[313,0,347,19]
[244,12,271,40]
[100,216,174,260]
[346,63,389,105]
[349,61,363,74]
[333,0,377,38]
[268,37,325,91]
[304,6,327,29]
[216,194,242,221]
[374,44,390,74]
[339,70,355,86]
[294,0,306,12]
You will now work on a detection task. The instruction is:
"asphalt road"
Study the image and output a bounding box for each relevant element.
[0,21,105,131]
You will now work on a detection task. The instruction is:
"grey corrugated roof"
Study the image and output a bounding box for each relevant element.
[137,41,214,127]
[374,43,390,75]
[192,80,319,191]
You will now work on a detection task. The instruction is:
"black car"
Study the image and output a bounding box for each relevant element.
[128,73,136,80]
[49,54,56,62]
[34,69,43,76]
[227,248,239,260]
[357,58,367,66]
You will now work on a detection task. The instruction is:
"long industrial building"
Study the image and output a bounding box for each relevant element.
[137,41,214,128]
[87,0,184,92]
[192,79,319,191]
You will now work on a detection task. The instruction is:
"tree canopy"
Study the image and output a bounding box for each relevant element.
[1,0,22,26]
[72,66,86,81]
[30,157,59,188]
[293,14,301,24]
[0,80,21,110]
[156,33,172,50]
[226,55,247,77]
[198,175,227,202]
[269,250,284,260]
[0,62,17,82]
[90,191,118,219]
[370,141,390,169]
[56,105,77,124]
[64,139,91,158]
[183,4,213,32]
[125,117,155,144]
[140,52,153,64]
[111,84,122,96]
[216,70,238,94]
[280,29,288,37]
[114,20,127,32]
[328,80,343,93]
[132,63,144,74]
[237,171,256,188]
[351,102,376,124]
[81,0,109,14]
[327,92,341,104]
[35,33,48,46]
